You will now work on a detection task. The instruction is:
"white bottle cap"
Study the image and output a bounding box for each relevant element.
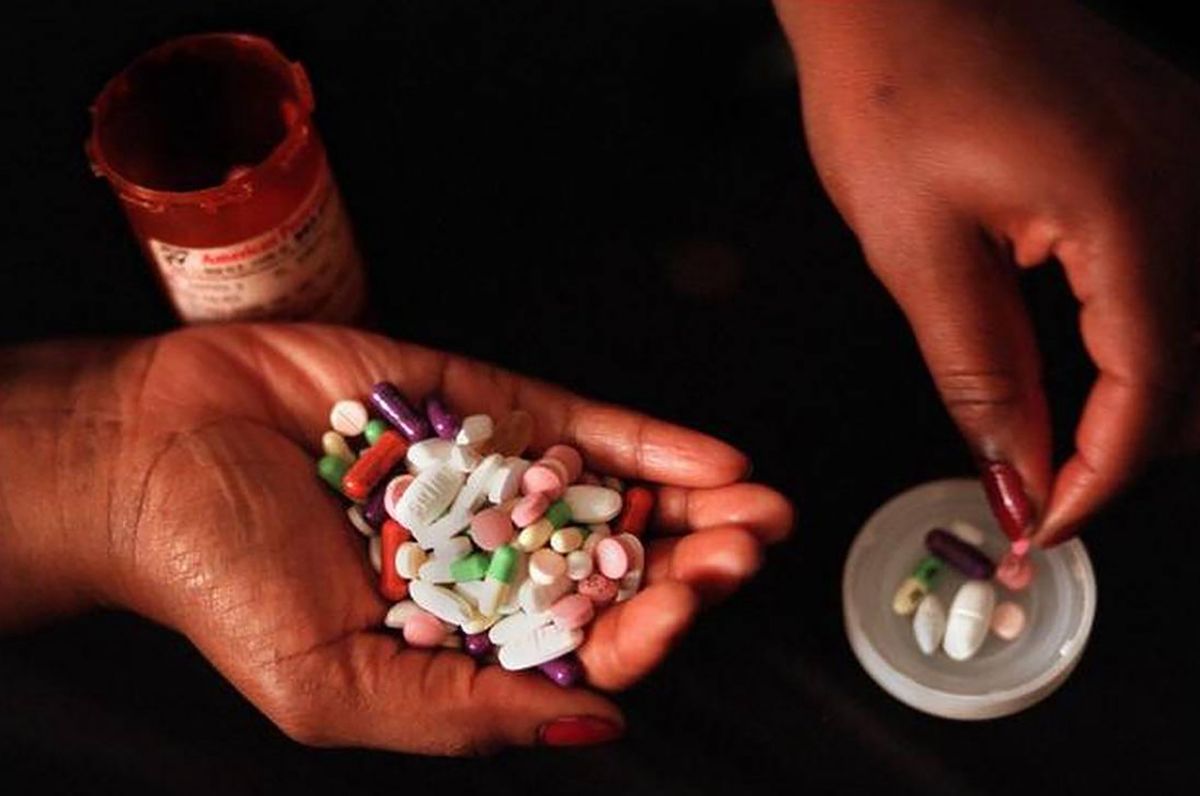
[843,478,1097,720]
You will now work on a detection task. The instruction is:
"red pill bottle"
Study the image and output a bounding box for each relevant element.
[87,34,366,323]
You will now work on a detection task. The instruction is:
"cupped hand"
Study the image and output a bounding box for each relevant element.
[97,324,791,754]
[776,0,1200,544]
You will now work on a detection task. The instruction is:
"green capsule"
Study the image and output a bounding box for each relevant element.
[363,418,389,446]
[912,556,943,589]
[317,455,350,492]
[487,544,518,584]
[451,552,490,582]
[545,499,573,529]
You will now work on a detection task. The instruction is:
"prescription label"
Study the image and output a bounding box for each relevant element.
[147,168,365,323]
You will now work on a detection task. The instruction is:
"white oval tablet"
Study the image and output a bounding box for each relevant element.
[462,613,499,635]
[434,536,472,561]
[488,610,553,646]
[417,554,456,584]
[394,542,427,580]
[487,463,523,504]
[368,535,382,573]
[913,594,947,656]
[948,520,986,546]
[409,580,475,626]
[615,533,645,603]
[449,444,482,473]
[384,600,421,629]
[943,581,996,661]
[346,505,374,537]
[406,438,453,473]
[562,486,623,524]
[566,549,594,581]
[395,465,464,528]
[497,624,584,671]
[330,399,369,437]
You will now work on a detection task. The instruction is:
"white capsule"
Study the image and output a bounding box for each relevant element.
[408,580,475,626]
[368,535,382,573]
[329,399,369,437]
[384,600,421,629]
[518,576,572,615]
[498,553,529,614]
[449,444,482,473]
[562,485,623,524]
[615,533,644,603]
[943,581,997,661]
[475,579,507,617]
[566,549,594,581]
[529,549,567,585]
[912,594,947,656]
[322,430,356,463]
[498,623,584,671]
[346,505,374,537]
[405,438,454,473]
[394,465,464,529]
[394,542,427,579]
[550,527,584,553]
[488,610,553,646]
[456,414,495,447]
[949,520,986,546]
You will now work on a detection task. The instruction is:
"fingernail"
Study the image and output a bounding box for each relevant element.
[980,461,1035,543]
[538,716,624,747]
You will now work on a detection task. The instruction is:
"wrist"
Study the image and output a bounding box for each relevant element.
[0,338,150,629]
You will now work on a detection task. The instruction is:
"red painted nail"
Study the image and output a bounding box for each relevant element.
[538,716,623,747]
[981,462,1034,543]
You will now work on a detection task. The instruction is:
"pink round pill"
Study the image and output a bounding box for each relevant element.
[382,474,415,521]
[996,551,1035,591]
[470,508,515,551]
[522,463,564,497]
[991,601,1027,641]
[402,610,447,647]
[543,444,584,483]
[577,574,618,606]
[595,537,630,579]
[550,593,596,631]
[1011,538,1032,557]
[511,492,551,527]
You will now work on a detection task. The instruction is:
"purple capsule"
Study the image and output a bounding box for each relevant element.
[464,632,493,659]
[362,479,390,528]
[369,382,431,442]
[538,654,583,688]
[424,395,461,441]
[925,528,995,579]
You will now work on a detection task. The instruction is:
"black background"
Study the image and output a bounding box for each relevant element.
[1,1,1197,793]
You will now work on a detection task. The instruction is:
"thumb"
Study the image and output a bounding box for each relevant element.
[272,635,624,755]
[863,214,1052,539]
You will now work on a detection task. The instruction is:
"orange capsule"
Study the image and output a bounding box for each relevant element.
[380,519,411,601]
[342,430,409,501]
[614,486,654,537]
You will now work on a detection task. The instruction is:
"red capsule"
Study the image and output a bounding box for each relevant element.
[981,462,1033,543]
[614,486,654,538]
[342,430,409,501]
[380,519,411,601]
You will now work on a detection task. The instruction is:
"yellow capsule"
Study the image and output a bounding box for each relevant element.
[516,518,554,552]
[892,576,928,616]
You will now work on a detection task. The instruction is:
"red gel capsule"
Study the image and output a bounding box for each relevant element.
[342,430,409,501]
[614,486,654,538]
[380,519,411,601]
[981,462,1034,543]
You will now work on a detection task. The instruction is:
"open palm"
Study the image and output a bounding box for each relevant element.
[105,324,791,754]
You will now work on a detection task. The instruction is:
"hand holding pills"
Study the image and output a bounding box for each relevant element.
[0,325,792,754]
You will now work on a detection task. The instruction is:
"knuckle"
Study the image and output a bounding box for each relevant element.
[933,368,1024,429]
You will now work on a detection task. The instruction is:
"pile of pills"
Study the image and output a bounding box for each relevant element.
[892,521,1036,661]
[316,383,655,688]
